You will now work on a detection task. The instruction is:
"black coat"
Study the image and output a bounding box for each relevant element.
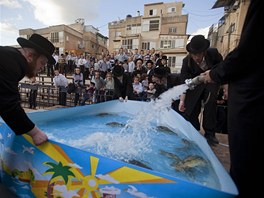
[210,0,264,196]
[180,48,223,119]
[113,73,134,100]
[0,46,35,135]
[147,68,155,82]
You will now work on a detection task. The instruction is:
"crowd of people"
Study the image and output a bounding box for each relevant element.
[43,47,174,106]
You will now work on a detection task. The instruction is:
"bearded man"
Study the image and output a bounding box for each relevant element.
[0,33,55,146]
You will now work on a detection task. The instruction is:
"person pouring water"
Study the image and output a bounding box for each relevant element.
[202,0,263,196]
[178,35,223,146]
[0,34,56,146]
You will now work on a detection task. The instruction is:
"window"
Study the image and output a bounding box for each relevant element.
[59,32,64,43]
[142,42,150,50]
[149,10,153,16]
[176,56,184,67]
[149,9,157,16]
[160,38,184,49]
[149,20,159,31]
[218,16,225,27]
[230,23,235,33]
[131,25,141,34]
[161,40,172,49]
[168,56,176,67]
[51,32,59,43]
[122,39,133,49]
[126,25,131,30]
[175,38,184,48]
[142,21,149,31]
[168,7,176,13]
[166,55,185,72]
[115,31,121,37]
[169,27,177,33]
[127,23,141,34]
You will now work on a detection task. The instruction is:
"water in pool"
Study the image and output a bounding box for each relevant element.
[39,116,219,189]
[38,84,220,189]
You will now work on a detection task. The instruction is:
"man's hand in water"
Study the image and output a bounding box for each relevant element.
[27,126,48,146]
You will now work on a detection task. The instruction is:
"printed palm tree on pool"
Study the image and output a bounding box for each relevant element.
[43,161,75,198]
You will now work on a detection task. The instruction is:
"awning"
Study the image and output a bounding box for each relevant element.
[212,0,235,9]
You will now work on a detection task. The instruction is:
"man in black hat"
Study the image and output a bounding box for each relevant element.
[153,67,168,98]
[0,33,55,146]
[179,34,223,146]
[112,65,134,102]
[157,55,171,74]
[202,0,263,196]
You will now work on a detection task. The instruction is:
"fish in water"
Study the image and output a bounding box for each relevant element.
[106,122,125,127]
[156,126,176,135]
[176,138,197,151]
[128,159,152,170]
[96,113,111,117]
[160,150,207,172]
[172,155,207,172]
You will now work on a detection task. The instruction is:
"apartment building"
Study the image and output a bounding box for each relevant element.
[108,1,188,73]
[208,0,250,58]
[19,18,108,58]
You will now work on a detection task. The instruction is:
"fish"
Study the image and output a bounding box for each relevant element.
[96,113,111,117]
[172,155,207,172]
[160,150,181,161]
[106,122,125,127]
[176,138,197,151]
[156,126,175,134]
[160,150,207,172]
[128,159,152,170]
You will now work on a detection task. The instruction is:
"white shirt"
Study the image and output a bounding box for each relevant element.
[53,74,68,87]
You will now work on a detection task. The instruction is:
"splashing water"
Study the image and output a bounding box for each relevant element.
[108,83,189,160]
[154,83,188,110]
[46,84,189,161]
[120,83,188,133]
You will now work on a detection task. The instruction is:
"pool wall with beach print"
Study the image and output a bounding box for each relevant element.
[0,100,238,198]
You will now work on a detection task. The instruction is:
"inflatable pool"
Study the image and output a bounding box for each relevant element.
[0,100,238,198]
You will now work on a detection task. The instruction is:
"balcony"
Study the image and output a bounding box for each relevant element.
[161,14,188,24]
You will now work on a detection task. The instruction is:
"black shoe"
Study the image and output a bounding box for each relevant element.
[205,135,219,146]
[210,135,219,144]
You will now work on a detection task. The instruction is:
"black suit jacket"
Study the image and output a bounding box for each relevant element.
[0,46,35,135]
[180,48,223,117]
[210,1,264,195]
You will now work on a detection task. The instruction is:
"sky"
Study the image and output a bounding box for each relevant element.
[0,0,224,46]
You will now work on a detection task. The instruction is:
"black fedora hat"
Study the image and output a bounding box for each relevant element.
[146,60,153,65]
[186,35,210,54]
[112,66,124,77]
[161,55,168,60]
[17,33,55,64]
[154,67,167,79]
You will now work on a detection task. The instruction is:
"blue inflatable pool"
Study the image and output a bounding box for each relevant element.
[0,100,238,198]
